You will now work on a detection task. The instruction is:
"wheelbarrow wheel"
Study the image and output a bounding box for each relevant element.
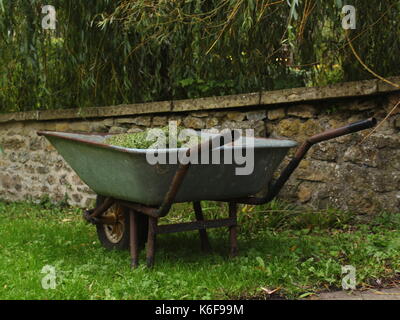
[95,196,148,251]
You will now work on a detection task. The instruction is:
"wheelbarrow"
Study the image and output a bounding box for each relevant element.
[37,117,376,268]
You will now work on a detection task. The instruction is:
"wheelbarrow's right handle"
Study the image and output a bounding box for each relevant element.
[307,118,377,144]
[238,117,377,205]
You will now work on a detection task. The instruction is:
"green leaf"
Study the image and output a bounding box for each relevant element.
[256,256,265,268]
[329,251,340,257]
[298,292,315,299]
[288,0,299,20]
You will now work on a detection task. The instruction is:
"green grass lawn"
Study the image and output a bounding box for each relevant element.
[0,199,399,300]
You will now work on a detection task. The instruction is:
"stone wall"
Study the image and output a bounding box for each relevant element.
[1,78,399,214]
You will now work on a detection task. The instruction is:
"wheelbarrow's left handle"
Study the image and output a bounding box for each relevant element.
[238,117,377,205]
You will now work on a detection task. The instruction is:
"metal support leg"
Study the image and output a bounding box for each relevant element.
[146,217,158,268]
[228,202,238,257]
[129,210,139,268]
[193,201,211,252]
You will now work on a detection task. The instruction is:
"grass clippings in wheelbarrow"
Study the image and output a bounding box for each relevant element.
[104,126,191,149]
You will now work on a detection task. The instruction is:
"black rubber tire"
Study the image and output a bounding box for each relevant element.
[95,196,148,251]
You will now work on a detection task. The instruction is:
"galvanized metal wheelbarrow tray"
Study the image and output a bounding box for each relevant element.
[38,118,376,268]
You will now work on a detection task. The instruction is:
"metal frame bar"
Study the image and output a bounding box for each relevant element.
[146,217,158,268]
[228,202,238,257]
[193,201,212,252]
[129,210,139,268]
[156,217,236,234]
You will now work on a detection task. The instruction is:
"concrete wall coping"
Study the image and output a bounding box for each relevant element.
[1,76,399,124]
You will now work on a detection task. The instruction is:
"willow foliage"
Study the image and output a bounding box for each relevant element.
[0,0,399,113]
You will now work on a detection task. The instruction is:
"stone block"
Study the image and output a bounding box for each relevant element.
[108,126,127,134]
[183,116,205,129]
[267,108,285,120]
[287,105,317,118]
[152,116,168,126]
[246,111,266,121]
[226,112,245,122]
